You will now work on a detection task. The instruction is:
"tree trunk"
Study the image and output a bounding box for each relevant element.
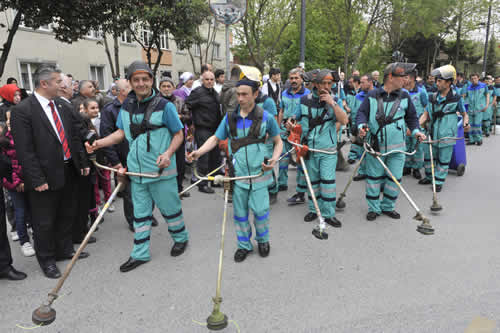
[113,34,120,79]
[0,10,22,79]
[103,34,116,78]
[188,49,197,74]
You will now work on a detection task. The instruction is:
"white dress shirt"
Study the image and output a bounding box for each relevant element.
[34,91,70,159]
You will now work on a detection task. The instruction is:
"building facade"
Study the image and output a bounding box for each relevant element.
[0,9,231,91]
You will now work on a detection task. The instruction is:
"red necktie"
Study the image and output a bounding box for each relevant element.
[48,101,71,159]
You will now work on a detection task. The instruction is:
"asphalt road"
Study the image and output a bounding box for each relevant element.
[1,134,499,333]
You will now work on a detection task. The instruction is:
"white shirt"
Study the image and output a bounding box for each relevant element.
[34,91,70,159]
[214,83,223,94]
[34,91,65,142]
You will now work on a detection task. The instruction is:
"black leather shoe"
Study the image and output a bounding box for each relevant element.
[56,251,90,261]
[234,249,252,262]
[485,133,490,137]
[258,242,270,257]
[120,257,148,272]
[152,216,159,227]
[418,178,432,185]
[287,193,305,205]
[412,169,422,179]
[353,174,367,181]
[171,241,188,257]
[74,236,96,244]
[42,263,61,279]
[0,266,27,280]
[435,184,442,192]
[325,217,342,228]
[128,224,134,232]
[466,141,475,145]
[476,140,483,146]
[304,212,317,222]
[348,159,356,164]
[269,193,278,205]
[382,210,401,219]
[403,167,411,176]
[366,212,379,221]
[278,185,288,192]
[199,185,215,194]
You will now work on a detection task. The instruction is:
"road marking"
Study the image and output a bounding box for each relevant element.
[465,316,496,333]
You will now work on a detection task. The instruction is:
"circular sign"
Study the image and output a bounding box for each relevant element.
[209,0,247,25]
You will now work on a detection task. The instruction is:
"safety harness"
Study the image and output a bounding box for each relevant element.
[371,90,402,151]
[128,94,164,152]
[228,106,266,154]
[429,90,460,120]
[305,94,333,136]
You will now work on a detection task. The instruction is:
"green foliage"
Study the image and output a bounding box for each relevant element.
[485,35,497,76]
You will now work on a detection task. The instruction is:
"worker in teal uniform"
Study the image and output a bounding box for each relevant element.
[463,73,489,145]
[278,69,310,205]
[86,61,188,273]
[356,62,426,221]
[403,69,429,180]
[494,76,500,125]
[289,69,349,226]
[188,79,283,263]
[255,90,279,204]
[482,77,495,137]
[348,74,374,181]
[418,65,469,191]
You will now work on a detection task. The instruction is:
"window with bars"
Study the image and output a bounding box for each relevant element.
[19,61,56,92]
[90,66,105,90]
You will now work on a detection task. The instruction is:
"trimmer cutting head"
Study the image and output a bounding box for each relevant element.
[32,304,56,326]
[336,199,346,210]
[430,202,443,212]
[312,228,328,240]
[207,313,228,331]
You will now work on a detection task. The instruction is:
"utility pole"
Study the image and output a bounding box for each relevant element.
[299,0,306,69]
[482,1,492,77]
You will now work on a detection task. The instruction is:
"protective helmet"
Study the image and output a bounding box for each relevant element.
[384,62,417,76]
[230,65,262,86]
[431,65,456,81]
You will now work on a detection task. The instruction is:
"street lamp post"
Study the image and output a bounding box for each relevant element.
[299,0,306,69]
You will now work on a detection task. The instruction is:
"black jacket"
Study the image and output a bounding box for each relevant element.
[11,95,89,190]
[100,98,129,167]
[185,85,221,130]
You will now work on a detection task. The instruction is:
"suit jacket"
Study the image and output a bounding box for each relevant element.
[11,95,89,190]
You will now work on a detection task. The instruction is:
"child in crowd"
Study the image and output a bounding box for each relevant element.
[82,98,114,213]
[1,112,35,257]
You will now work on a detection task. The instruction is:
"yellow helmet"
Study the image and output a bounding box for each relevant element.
[231,65,262,86]
[431,65,456,81]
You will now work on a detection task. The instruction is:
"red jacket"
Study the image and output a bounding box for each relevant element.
[2,131,23,190]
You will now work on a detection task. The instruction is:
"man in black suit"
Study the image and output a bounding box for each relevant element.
[11,66,90,279]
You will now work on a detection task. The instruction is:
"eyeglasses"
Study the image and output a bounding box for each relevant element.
[392,73,408,77]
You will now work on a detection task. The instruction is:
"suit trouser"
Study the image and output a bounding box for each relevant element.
[423,144,453,186]
[233,185,270,251]
[0,189,13,273]
[28,163,76,266]
[130,178,188,261]
[72,175,93,242]
[469,113,483,143]
[122,182,134,227]
[194,127,221,186]
[176,140,186,192]
[365,152,405,214]
[305,152,337,218]
[278,139,306,192]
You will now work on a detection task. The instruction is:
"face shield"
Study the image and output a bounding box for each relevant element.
[430,65,456,81]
